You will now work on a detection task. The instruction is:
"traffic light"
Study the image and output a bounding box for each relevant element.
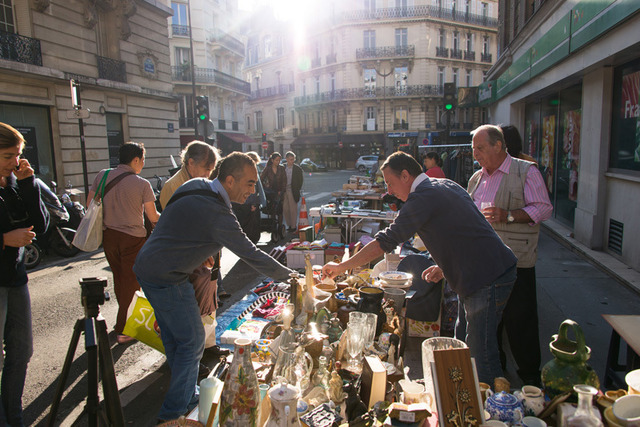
[443,82,457,111]
[262,132,267,142]
[195,96,209,123]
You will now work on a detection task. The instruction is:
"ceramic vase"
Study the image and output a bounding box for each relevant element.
[219,338,260,426]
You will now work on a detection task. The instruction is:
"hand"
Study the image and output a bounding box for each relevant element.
[482,206,506,224]
[322,262,343,279]
[422,265,444,283]
[203,256,215,268]
[14,159,34,180]
[3,226,36,248]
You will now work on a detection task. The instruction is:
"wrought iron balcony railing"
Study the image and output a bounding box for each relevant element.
[393,122,409,130]
[436,47,449,58]
[294,84,442,107]
[172,66,251,95]
[451,49,462,59]
[97,55,127,83]
[313,127,323,134]
[179,117,196,128]
[464,50,476,61]
[326,52,337,65]
[0,30,42,66]
[300,128,309,135]
[341,5,498,27]
[172,25,190,37]
[356,45,415,60]
[207,30,245,56]
[481,52,492,63]
[250,84,295,100]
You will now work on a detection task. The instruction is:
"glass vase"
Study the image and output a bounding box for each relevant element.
[567,385,603,427]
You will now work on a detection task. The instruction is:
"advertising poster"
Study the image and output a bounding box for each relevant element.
[541,115,555,193]
[622,70,640,162]
[563,110,581,201]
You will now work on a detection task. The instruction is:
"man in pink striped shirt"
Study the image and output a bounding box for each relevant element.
[468,124,552,386]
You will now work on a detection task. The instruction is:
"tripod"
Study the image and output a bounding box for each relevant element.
[48,277,125,427]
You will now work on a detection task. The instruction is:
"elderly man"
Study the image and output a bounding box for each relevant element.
[468,124,552,386]
[323,151,517,383]
[134,152,294,422]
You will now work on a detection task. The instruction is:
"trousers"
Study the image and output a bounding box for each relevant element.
[282,189,299,230]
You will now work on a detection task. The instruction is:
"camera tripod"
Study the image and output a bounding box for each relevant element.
[47,277,125,427]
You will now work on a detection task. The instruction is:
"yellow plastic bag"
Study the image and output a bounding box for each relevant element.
[122,291,165,353]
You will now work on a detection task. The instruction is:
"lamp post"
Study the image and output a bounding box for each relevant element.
[376,66,393,155]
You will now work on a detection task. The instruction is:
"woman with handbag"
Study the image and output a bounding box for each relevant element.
[260,152,286,239]
[86,142,160,344]
[0,122,49,426]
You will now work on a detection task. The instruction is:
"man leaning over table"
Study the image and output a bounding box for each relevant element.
[134,152,294,422]
[322,151,517,384]
[468,124,552,386]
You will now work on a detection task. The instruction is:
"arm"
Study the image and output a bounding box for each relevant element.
[322,240,385,278]
[144,201,160,224]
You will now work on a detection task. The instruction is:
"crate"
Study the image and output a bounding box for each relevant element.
[286,249,325,269]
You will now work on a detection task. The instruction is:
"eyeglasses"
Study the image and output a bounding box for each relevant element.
[1,187,29,225]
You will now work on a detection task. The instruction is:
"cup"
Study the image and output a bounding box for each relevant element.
[401,381,427,404]
[612,395,640,426]
[384,287,407,314]
[626,369,640,395]
[522,416,547,427]
[421,337,468,410]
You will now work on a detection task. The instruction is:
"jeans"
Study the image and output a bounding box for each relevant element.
[455,264,516,384]
[0,285,33,427]
[137,277,204,420]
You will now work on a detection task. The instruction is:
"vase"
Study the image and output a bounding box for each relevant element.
[356,286,387,335]
[219,338,260,426]
[541,319,600,400]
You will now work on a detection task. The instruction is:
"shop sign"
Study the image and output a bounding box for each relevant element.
[478,80,496,106]
[387,132,418,138]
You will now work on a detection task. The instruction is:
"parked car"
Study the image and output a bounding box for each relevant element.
[257,160,268,173]
[355,155,379,172]
[300,158,319,172]
[314,161,328,172]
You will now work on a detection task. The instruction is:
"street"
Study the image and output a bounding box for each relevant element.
[20,168,640,426]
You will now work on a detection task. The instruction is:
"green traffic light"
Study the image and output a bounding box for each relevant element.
[199,114,207,121]
[445,104,453,110]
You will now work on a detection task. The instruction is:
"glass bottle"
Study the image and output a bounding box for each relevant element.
[278,303,296,352]
[567,385,603,427]
[312,355,330,390]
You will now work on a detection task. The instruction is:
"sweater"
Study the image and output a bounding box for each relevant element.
[134,178,293,285]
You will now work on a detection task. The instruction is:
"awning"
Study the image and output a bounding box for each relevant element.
[291,134,338,146]
[218,132,256,144]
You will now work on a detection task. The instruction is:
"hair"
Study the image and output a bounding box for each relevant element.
[0,122,25,150]
[471,124,506,151]
[500,125,523,157]
[245,151,260,164]
[217,152,256,182]
[285,151,296,159]
[181,141,219,169]
[381,151,423,178]
[119,142,145,165]
[424,151,443,167]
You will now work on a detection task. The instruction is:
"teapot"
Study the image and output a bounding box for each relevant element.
[265,382,302,427]
[272,343,313,391]
[485,390,525,425]
[514,385,545,417]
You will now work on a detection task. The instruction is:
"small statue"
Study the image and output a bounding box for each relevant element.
[329,371,345,403]
[344,381,368,422]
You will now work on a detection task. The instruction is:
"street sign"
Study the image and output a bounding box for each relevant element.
[66,108,90,120]
[262,141,268,149]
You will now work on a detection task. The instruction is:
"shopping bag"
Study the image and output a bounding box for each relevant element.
[122,291,165,353]
[72,170,109,251]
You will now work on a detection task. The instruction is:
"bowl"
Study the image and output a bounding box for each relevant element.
[626,369,640,395]
[379,270,412,286]
[612,395,640,426]
[604,406,624,427]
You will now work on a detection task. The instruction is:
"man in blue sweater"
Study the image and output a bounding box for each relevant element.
[134,152,294,422]
[323,152,517,383]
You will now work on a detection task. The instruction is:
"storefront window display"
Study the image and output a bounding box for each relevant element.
[610,57,640,173]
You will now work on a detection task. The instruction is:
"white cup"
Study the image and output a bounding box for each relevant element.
[613,395,640,426]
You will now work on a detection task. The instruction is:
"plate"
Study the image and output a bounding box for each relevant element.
[379,279,413,290]
[379,270,412,286]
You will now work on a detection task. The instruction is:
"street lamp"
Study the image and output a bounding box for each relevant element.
[376,65,394,155]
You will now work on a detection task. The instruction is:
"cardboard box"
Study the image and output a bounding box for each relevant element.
[286,249,325,269]
[323,225,342,244]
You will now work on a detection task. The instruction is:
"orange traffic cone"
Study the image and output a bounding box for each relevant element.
[298,197,309,231]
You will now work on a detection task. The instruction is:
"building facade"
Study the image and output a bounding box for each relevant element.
[169,0,253,154]
[481,0,640,271]
[0,0,179,198]
[243,0,498,169]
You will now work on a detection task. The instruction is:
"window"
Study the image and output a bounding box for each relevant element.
[246,115,251,130]
[330,73,336,93]
[438,67,445,89]
[483,70,488,81]
[264,35,272,58]
[466,33,473,52]
[302,79,306,96]
[394,66,408,95]
[315,76,320,95]
[466,69,472,87]
[330,109,337,127]
[366,106,376,120]
[610,57,640,173]
[276,107,285,130]
[364,0,376,13]
[364,30,376,49]
[395,28,408,48]
[291,110,295,126]
[465,0,470,14]
[364,68,376,96]
[483,36,489,54]
[394,106,408,125]
[178,95,193,127]
[315,41,320,59]
[255,111,263,132]
[218,97,224,119]
[396,0,408,7]
[171,2,188,26]
[453,68,459,87]
[439,29,446,47]
[482,2,488,18]
[453,31,459,51]
[366,106,376,130]
[175,47,190,65]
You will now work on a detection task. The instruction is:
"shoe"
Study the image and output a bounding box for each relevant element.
[116,334,135,344]
[203,345,230,358]
[198,362,212,381]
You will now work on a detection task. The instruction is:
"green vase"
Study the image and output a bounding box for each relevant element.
[541,319,600,399]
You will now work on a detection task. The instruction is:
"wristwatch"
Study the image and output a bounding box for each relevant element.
[507,211,515,223]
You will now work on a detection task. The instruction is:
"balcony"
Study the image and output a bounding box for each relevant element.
[481,52,492,63]
[172,66,250,95]
[451,49,462,59]
[436,47,449,58]
[464,50,476,61]
[232,121,239,131]
[250,84,295,100]
[326,52,337,65]
[311,57,322,68]
[97,55,127,83]
[341,5,498,27]
[356,45,415,60]
[179,117,195,128]
[300,128,309,135]
[393,123,409,130]
[172,24,190,37]
[328,126,338,133]
[294,84,442,107]
[207,30,245,56]
[0,30,42,66]
[313,127,323,134]
[218,120,226,130]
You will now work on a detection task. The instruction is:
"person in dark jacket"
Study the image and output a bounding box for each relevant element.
[0,122,49,426]
[282,151,303,232]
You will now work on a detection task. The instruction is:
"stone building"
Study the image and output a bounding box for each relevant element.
[481,0,640,271]
[243,0,498,170]
[0,0,179,199]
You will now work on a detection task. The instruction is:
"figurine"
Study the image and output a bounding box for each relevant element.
[329,371,345,403]
[344,381,368,422]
